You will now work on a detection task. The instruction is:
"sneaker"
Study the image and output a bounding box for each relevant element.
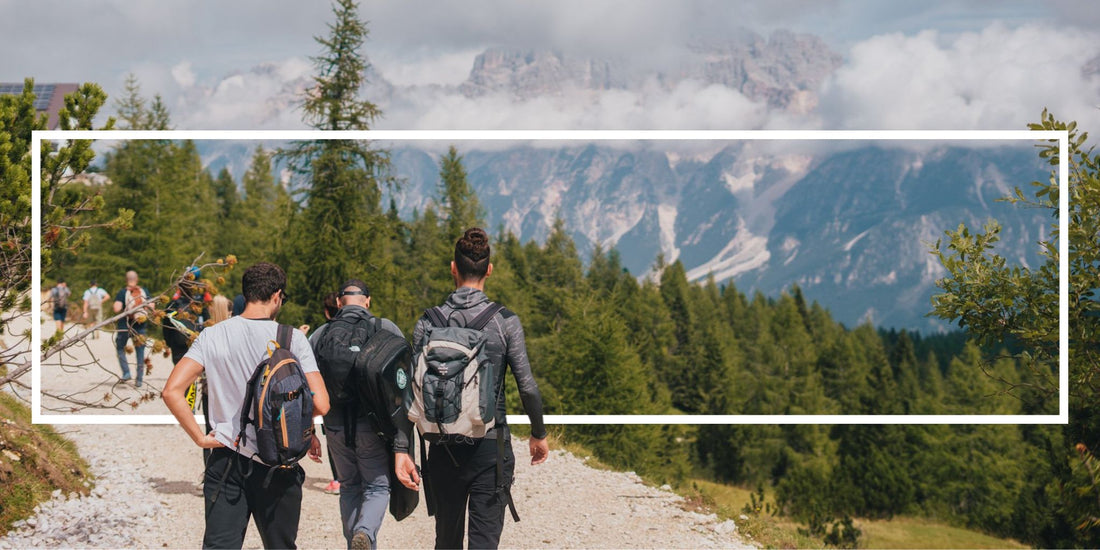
[135,380,143,388]
[323,480,340,495]
[351,531,372,550]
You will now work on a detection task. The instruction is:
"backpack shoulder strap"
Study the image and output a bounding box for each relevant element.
[424,307,448,329]
[276,324,293,352]
[468,303,504,332]
[237,359,267,448]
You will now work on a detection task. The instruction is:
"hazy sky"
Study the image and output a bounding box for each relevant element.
[2,0,1098,133]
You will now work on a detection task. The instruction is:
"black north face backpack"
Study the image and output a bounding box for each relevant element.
[313,308,419,520]
[314,309,414,443]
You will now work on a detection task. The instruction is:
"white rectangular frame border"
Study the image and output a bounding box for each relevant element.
[31,129,1070,426]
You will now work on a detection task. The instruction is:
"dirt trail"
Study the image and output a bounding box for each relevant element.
[4,315,753,548]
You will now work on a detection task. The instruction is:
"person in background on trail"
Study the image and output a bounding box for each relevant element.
[312,281,404,549]
[50,279,71,334]
[402,227,549,550]
[112,270,151,387]
[162,266,215,465]
[231,293,246,317]
[306,291,343,497]
[161,261,330,549]
[163,266,213,365]
[210,294,231,324]
[81,280,110,339]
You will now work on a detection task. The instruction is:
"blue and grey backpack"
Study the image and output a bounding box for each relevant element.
[236,325,315,477]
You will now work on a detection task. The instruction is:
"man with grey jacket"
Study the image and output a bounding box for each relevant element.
[394,227,548,550]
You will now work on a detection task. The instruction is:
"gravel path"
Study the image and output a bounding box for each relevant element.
[5,315,754,548]
[2,425,753,549]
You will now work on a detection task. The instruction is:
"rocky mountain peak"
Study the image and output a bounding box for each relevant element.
[458,29,841,112]
[680,29,842,111]
[460,47,624,99]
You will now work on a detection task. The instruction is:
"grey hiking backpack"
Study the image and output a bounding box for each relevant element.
[408,303,503,441]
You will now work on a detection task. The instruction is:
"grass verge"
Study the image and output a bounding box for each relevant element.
[0,391,92,534]
[683,478,818,548]
[857,516,1028,549]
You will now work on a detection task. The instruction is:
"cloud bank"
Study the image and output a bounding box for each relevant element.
[137,21,1099,147]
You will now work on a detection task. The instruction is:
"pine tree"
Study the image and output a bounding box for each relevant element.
[438,145,484,242]
[279,0,392,324]
[114,74,147,130]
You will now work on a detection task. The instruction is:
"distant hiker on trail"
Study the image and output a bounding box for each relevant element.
[308,291,343,497]
[163,266,212,364]
[312,281,409,549]
[405,227,549,550]
[49,279,71,334]
[161,261,330,549]
[231,293,246,317]
[210,294,231,324]
[162,266,215,465]
[81,280,109,338]
[112,271,150,387]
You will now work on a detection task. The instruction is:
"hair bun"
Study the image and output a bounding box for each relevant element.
[458,228,490,261]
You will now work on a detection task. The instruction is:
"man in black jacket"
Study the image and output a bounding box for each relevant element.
[394,227,548,550]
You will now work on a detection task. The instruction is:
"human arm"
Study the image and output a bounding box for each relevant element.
[502,313,548,464]
[292,329,329,416]
[305,372,329,417]
[112,289,124,314]
[162,357,223,449]
[502,314,546,440]
[394,315,425,488]
[308,433,322,463]
[394,451,420,490]
[392,315,427,456]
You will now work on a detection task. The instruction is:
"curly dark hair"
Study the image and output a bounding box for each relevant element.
[454,227,491,280]
[241,262,286,304]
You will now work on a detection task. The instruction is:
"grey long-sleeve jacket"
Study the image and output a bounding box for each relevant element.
[394,286,546,453]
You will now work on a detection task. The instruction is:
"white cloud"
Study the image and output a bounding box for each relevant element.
[375,77,766,139]
[170,61,195,88]
[819,23,1100,131]
[373,50,482,86]
[166,58,314,130]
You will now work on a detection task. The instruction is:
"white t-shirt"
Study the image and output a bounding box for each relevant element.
[83,287,109,309]
[183,316,319,458]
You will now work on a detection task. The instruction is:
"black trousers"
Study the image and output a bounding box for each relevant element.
[202,447,304,549]
[427,437,516,550]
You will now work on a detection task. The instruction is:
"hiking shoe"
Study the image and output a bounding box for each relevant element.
[351,530,372,550]
[323,480,340,495]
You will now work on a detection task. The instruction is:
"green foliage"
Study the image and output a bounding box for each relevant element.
[277,0,393,327]
[0,78,116,335]
[42,71,1092,549]
[438,145,484,243]
[931,111,1100,547]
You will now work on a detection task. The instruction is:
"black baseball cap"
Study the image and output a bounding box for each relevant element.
[339,279,370,297]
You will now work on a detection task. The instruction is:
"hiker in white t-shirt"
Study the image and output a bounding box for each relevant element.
[162,261,330,549]
[82,280,110,339]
